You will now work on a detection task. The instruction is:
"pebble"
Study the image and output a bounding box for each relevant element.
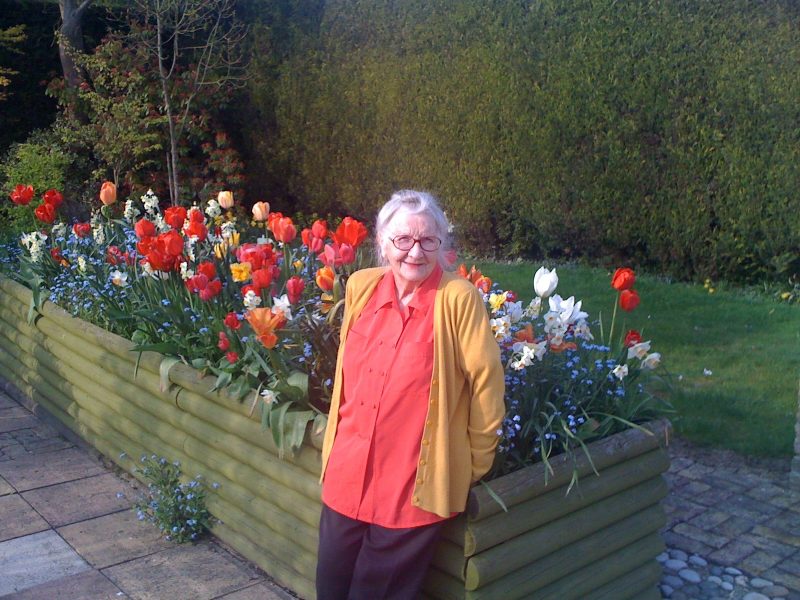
[659,546,793,600]
[689,554,708,567]
[679,569,702,583]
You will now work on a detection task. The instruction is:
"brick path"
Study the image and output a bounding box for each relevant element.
[662,437,800,597]
[0,388,297,599]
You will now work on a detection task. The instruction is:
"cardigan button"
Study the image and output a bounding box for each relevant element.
[431,378,438,385]
[425,420,432,426]
[421,439,429,446]
[416,477,423,485]
[412,496,419,504]
[419,459,427,466]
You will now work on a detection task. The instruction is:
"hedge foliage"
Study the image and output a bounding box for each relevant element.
[239,0,800,284]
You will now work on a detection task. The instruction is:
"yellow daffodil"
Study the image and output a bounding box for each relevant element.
[488,292,507,313]
[230,262,252,282]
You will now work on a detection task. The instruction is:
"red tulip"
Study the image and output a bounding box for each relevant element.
[164,206,187,230]
[611,267,636,291]
[332,217,368,248]
[199,279,222,301]
[224,312,241,330]
[251,268,273,294]
[72,222,91,238]
[42,189,64,208]
[236,243,275,270]
[218,331,230,351]
[157,230,185,257]
[196,261,216,280]
[34,203,56,224]
[188,207,204,223]
[184,220,207,241]
[271,216,297,243]
[134,218,156,238]
[624,330,642,347]
[619,289,640,312]
[225,351,239,364]
[286,276,305,304]
[10,184,34,205]
[311,219,328,239]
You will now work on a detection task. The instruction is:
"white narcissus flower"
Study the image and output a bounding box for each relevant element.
[272,294,293,321]
[534,266,558,298]
[205,199,222,218]
[77,256,87,273]
[627,341,651,360]
[243,290,262,309]
[490,315,511,340]
[179,262,194,281]
[573,320,594,341]
[525,296,542,317]
[110,270,128,287]
[642,353,661,370]
[612,364,629,380]
[260,389,278,405]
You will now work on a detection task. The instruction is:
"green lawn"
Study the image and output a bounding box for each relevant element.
[475,261,800,458]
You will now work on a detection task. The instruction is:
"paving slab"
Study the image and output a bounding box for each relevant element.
[22,472,134,527]
[103,542,261,600]
[7,568,126,599]
[0,494,50,542]
[0,406,40,433]
[0,530,90,596]
[57,509,172,569]
[0,474,13,496]
[218,582,296,600]
[0,447,106,491]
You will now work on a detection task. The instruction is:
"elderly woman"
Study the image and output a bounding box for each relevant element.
[316,190,505,600]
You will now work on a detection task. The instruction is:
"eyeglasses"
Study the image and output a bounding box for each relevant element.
[390,235,442,252]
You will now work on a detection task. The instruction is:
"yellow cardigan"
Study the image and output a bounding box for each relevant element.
[320,267,506,518]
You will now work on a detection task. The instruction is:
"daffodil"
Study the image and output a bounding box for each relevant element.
[641,353,661,370]
[627,341,651,360]
[230,262,252,282]
[612,364,628,380]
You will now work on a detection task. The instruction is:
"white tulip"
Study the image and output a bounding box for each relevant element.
[534,266,559,298]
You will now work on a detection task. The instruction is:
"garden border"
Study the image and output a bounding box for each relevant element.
[0,275,671,599]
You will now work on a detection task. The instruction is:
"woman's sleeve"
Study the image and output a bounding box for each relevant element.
[455,285,506,482]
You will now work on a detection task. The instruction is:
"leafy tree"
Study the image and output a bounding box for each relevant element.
[129,0,248,204]
[0,24,26,102]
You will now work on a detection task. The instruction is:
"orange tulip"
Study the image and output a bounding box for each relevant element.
[99,181,117,206]
[475,275,492,294]
[316,266,335,291]
[513,324,535,344]
[252,201,270,222]
[245,307,287,349]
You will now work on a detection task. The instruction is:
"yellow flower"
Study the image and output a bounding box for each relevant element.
[293,259,304,272]
[488,292,507,313]
[780,292,791,300]
[230,262,252,282]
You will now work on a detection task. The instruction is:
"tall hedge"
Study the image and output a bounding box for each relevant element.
[240,0,800,284]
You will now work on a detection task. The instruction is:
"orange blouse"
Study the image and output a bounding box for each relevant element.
[321,265,447,528]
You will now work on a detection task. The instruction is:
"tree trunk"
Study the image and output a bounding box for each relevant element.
[58,0,92,91]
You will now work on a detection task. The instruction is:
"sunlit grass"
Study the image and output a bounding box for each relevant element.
[474,261,800,457]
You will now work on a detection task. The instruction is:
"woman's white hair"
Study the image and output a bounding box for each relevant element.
[374,190,453,266]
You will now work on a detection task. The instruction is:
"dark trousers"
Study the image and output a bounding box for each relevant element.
[316,504,447,600]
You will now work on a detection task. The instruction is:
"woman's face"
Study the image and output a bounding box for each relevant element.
[380,211,441,293]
